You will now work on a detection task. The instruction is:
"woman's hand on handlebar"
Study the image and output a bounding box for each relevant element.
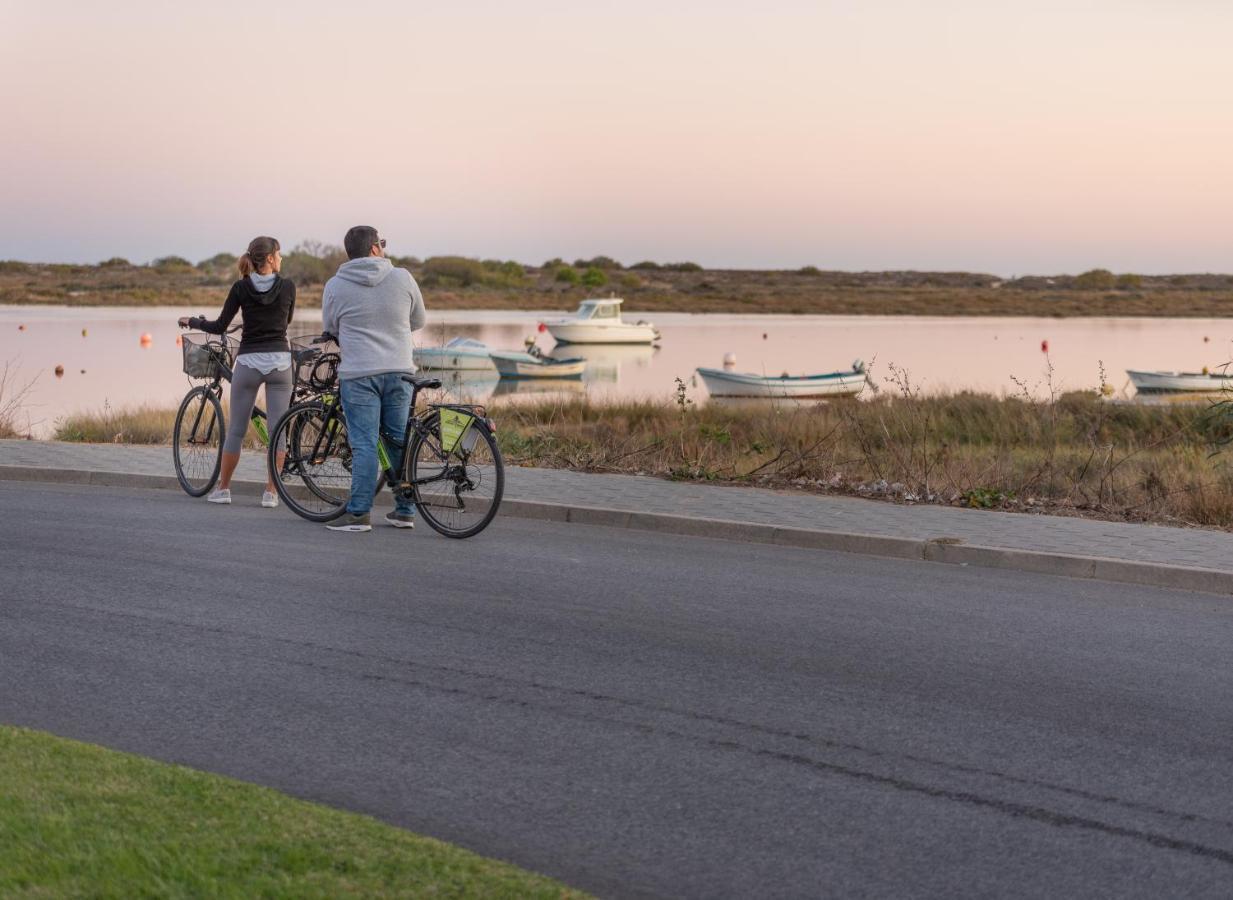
[177,317,192,328]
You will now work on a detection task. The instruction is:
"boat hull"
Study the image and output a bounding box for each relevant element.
[1127,369,1233,393]
[697,367,865,398]
[545,323,658,345]
[412,348,494,371]
[491,352,587,379]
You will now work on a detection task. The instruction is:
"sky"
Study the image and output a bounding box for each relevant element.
[1,0,1231,274]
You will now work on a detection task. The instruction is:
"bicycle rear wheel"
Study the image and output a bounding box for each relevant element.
[269,400,356,522]
[408,411,504,538]
[173,386,224,497]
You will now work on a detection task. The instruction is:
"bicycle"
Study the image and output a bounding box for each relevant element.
[268,337,504,539]
[171,328,338,496]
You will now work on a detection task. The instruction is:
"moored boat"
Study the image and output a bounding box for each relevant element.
[543,298,659,344]
[490,349,587,379]
[1127,369,1233,393]
[413,337,494,371]
[697,363,867,398]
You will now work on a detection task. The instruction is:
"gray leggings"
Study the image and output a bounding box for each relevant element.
[224,362,293,454]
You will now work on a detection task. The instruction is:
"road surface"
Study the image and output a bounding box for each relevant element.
[2,480,1232,898]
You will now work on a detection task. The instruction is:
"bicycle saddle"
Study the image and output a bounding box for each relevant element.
[402,375,442,390]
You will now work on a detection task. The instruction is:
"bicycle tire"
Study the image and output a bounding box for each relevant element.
[268,400,353,522]
[172,386,224,497]
[408,410,504,539]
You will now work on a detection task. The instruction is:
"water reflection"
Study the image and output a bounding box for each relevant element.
[6,305,1233,437]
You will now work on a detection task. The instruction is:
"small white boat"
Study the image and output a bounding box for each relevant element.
[490,348,587,379]
[1127,369,1233,393]
[543,298,659,345]
[697,363,867,398]
[413,337,494,371]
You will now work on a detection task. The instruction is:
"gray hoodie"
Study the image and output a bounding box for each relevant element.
[322,257,427,379]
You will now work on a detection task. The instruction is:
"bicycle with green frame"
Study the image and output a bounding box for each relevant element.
[267,333,504,539]
[171,328,338,497]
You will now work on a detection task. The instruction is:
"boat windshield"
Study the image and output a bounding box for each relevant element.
[444,337,487,350]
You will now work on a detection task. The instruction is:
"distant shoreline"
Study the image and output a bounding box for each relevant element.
[4,258,1233,317]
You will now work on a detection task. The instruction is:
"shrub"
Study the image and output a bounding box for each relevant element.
[98,257,131,269]
[581,267,608,288]
[663,261,702,272]
[554,266,580,284]
[280,253,332,285]
[1074,268,1115,290]
[798,265,821,275]
[1115,273,1143,290]
[151,255,194,271]
[196,252,237,273]
[542,258,564,269]
[573,256,622,270]
[421,256,484,287]
[619,273,643,289]
[479,259,526,287]
[1169,275,1189,287]
[629,260,661,270]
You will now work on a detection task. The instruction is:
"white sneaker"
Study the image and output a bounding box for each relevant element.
[207,488,231,504]
[261,491,278,508]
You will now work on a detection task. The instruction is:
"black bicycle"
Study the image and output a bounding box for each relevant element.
[267,336,504,539]
[171,328,338,496]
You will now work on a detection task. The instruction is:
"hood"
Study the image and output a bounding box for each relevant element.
[240,273,283,305]
[335,257,395,287]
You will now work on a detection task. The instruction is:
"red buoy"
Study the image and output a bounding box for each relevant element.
[537,322,547,333]
[1040,340,1049,353]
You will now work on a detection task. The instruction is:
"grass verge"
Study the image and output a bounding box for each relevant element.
[47,389,1233,528]
[0,724,587,898]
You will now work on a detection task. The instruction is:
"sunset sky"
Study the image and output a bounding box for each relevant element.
[2,1,1230,273]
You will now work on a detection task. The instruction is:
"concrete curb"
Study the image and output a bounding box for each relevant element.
[4,464,1231,595]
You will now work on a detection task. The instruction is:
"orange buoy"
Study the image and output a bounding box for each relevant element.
[54,365,64,377]
[140,332,153,347]
[17,324,25,331]
[81,328,88,337]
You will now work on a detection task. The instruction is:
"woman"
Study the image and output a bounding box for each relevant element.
[178,236,296,507]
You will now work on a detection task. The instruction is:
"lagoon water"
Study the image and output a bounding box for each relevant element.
[3,305,1231,437]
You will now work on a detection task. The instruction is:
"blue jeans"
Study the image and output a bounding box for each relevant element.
[340,374,415,517]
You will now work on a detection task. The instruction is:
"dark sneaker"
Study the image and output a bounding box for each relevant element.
[326,512,371,532]
[385,511,415,529]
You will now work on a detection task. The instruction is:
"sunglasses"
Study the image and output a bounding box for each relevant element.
[377,238,387,250]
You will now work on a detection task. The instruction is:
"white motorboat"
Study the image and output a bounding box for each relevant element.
[490,347,587,379]
[1127,369,1233,393]
[697,362,867,398]
[413,337,494,371]
[542,298,660,344]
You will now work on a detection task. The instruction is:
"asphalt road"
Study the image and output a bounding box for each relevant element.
[2,480,1233,898]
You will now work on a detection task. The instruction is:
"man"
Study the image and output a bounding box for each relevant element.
[321,226,427,532]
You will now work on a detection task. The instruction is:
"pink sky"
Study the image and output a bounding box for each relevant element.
[1,0,1230,273]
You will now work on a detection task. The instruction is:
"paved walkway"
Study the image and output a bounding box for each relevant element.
[4,439,1232,581]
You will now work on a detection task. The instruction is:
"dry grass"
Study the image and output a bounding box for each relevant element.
[0,362,37,438]
[492,390,1233,528]
[50,389,1233,528]
[54,402,261,447]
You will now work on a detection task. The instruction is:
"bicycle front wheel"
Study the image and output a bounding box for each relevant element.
[408,412,504,538]
[173,386,224,497]
[269,400,356,522]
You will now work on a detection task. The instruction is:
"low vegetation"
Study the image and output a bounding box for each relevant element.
[494,388,1233,527]
[54,402,258,447]
[50,387,1233,528]
[6,251,1233,316]
[0,724,586,898]
[0,362,36,439]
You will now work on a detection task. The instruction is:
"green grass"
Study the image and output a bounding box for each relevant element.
[0,724,587,899]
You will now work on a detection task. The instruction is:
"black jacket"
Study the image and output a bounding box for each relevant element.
[190,275,296,354]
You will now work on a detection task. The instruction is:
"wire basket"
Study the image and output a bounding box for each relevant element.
[290,333,341,393]
[181,333,237,379]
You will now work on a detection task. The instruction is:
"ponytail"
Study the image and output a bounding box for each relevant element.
[237,235,280,278]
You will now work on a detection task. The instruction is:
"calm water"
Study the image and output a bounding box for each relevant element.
[3,305,1231,437]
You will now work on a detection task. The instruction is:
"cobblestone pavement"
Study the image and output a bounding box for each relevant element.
[3,439,1231,573]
